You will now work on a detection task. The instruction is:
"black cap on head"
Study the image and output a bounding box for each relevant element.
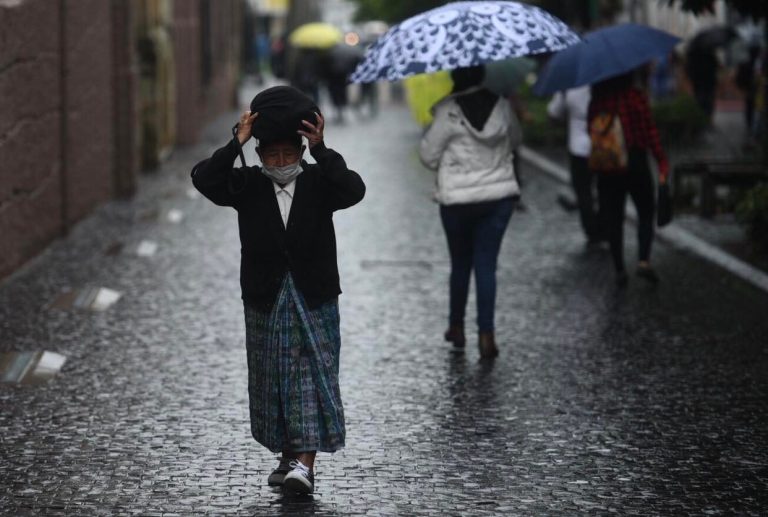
[257,133,303,149]
[249,86,320,143]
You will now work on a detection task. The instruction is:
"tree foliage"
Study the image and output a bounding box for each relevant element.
[666,0,768,19]
[351,0,446,23]
[349,0,622,26]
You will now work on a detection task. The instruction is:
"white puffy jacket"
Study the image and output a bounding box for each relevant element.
[419,93,520,205]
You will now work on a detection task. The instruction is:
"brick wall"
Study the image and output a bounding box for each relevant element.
[62,0,114,223]
[1,1,66,278]
[0,0,243,280]
[173,0,242,146]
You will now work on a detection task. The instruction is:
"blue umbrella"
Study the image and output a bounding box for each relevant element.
[533,23,681,96]
[350,1,579,83]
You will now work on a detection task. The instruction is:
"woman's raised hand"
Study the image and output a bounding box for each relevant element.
[298,112,324,149]
[236,110,259,145]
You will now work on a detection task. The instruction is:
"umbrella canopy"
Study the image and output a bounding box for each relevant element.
[483,56,536,95]
[289,22,343,49]
[533,23,680,96]
[689,25,738,51]
[350,1,579,83]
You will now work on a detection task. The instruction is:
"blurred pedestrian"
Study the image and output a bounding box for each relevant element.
[358,81,378,118]
[289,49,322,103]
[685,47,719,122]
[419,66,520,359]
[735,45,761,139]
[588,72,669,286]
[547,85,602,245]
[191,86,366,494]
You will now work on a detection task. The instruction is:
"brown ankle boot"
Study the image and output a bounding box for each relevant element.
[444,324,466,348]
[478,331,498,359]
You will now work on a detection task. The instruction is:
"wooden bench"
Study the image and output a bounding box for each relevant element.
[673,160,768,217]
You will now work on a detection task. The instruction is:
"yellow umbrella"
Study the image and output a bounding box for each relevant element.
[403,71,454,127]
[289,22,343,49]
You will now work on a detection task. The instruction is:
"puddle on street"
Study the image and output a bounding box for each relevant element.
[0,351,67,385]
[137,208,160,222]
[360,259,433,270]
[49,287,122,311]
[104,241,124,256]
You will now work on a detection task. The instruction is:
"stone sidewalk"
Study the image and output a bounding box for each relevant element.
[0,99,767,515]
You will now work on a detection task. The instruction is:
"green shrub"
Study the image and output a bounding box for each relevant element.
[736,185,768,249]
[518,84,567,147]
[651,94,709,148]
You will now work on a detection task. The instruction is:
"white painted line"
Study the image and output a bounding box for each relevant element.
[519,145,768,294]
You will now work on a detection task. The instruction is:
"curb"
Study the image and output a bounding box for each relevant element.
[519,146,768,294]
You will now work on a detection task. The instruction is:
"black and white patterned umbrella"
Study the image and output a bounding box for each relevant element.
[350,1,579,83]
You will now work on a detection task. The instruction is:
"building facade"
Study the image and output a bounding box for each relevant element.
[0,0,243,280]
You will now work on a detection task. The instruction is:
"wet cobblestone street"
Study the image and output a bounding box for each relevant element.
[1,103,767,515]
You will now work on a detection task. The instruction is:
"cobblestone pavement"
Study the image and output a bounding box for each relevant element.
[1,99,767,516]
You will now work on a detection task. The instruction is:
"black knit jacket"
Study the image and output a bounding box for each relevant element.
[191,138,365,310]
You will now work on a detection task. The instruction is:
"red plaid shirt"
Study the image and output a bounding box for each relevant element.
[588,87,669,179]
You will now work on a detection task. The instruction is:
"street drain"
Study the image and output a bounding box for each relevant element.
[0,351,67,385]
[48,287,122,311]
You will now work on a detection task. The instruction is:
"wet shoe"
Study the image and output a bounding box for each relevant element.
[283,460,314,494]
[616,271,629,288]
[444,324,466,350]
[636,266,659,284]
[478,332,498,359]
[267,456,293,486]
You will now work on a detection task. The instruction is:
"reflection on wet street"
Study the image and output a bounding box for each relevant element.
[0,351,67,385]
[0,103,767,515]
[48,287,123,312]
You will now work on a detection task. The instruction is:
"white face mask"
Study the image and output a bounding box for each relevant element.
[261,160,303,184]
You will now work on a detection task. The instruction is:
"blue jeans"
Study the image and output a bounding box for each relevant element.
[440,197,514,333]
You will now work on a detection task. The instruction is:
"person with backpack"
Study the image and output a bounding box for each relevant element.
[588,72,669,286]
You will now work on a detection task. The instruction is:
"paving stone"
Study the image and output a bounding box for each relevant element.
[0,103,767,516]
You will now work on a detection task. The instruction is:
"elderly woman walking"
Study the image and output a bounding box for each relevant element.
[191,86,365,494]
[419,66,520,359]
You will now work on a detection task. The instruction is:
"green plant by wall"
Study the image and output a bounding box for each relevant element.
[651,94,709,149]
[736,185,768,249]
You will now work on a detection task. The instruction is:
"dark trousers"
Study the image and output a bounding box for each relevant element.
[570,154,600,240]
[440,197,514,333]
[597,151,656,273]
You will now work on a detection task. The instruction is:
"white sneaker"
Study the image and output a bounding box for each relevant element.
[267,456,293,486]
[283,460,314,494]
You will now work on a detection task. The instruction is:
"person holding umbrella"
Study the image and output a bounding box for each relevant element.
[190,86,365,494]
[419,65,520,359]
[349,1,579,358]
[533,24,679,285]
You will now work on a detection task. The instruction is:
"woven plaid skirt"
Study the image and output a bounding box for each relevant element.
[243,274,345,453]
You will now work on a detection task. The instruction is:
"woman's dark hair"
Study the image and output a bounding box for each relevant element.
[451,66,485,92]
[592,71,634,97]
